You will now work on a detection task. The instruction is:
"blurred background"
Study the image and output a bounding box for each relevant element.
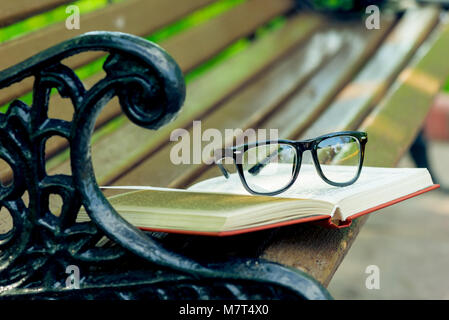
[0,0,448,299]
[329,143,449,299]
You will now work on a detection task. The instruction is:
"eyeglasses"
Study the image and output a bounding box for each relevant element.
[214,131,367,196]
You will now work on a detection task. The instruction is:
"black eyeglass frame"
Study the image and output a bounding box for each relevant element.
[214,131,368,196]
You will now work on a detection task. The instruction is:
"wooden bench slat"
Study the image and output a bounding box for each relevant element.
[107,19,391,190]
[46,0,296,127]
[299,6,440,140]
[261,10,449,287]
[361,22,449,167]
[189,14,397,185]
[255,16,399,142]
[0,0,74,27]
[183,16,396,187]
[163,0,294,73]
[47,13,325,178]
[6,0,297,164]
[0,0,217,107]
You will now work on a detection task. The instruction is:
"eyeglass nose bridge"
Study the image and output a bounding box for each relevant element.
[295,139,315,152]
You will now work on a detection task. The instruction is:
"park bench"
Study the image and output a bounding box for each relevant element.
[1,0,449,299]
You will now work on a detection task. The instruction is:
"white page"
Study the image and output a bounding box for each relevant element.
[102,164,433,221]
[189,164,432,204]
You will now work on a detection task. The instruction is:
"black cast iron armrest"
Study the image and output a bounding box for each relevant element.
[0,32,330,300]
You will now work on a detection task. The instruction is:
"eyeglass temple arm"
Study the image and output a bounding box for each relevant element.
[216,162,230,179]
[248,147,280,176]
[214,148,230,179]
[214,145,284,178]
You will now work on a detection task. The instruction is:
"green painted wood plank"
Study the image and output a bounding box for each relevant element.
[109,18,390,189]
[298,6,440,141]
[48,13,326,181]
[189,14,396,187]
[0,0,75,27]
[361,19,449,166]
[36,0,296,161]
[0,0,218,107]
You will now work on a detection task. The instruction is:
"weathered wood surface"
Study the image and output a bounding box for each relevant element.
[1,1,447,288]
[0,0,74,27]
[48,12,325,179]
[110,18,392,189]
[7,0,296,163]
[0,0,219,106]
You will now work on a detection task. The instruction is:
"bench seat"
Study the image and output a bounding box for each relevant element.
[1,0,449,297]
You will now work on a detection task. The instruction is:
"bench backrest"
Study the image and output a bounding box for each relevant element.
[0,0,297,183]
[1,0,449,289]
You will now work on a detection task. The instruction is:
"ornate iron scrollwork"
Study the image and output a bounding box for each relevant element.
[0,31,331,300]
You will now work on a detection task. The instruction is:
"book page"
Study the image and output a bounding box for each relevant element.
[87,188,331,233]
[189,164,432,205]
[102,164,433,224]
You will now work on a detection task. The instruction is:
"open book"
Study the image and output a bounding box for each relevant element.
[79,165,438,236]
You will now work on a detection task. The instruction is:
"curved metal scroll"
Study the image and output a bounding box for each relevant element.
[0,32,331,300]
